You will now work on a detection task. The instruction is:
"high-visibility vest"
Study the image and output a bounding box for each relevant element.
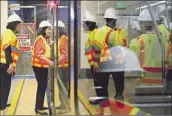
[158,24,170,42]
[137,33,168,73]
[32,35,50,68]
[58,35,68,68]
[93,26,125,64]
[129,38,141,57]
[0,29,20,68]
[85,29,97,66]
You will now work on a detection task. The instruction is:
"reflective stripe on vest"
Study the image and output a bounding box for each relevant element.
[0,29,20,67]
[32,36,50,68]
[85,30,96,66]
[137,33,167,73]
[99,29,113,62]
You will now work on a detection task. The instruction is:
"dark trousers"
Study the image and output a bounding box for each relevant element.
[0,68,12,110]
[59,67,69,94]
[93,71,125,104]
[33,67,48,110]
[59,67,70,109]
[165,69,172,95]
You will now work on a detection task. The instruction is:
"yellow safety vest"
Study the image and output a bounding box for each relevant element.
[85,29,97,66]
[93,26,124,63]
[0,29,20,67]
[32,35,50,68]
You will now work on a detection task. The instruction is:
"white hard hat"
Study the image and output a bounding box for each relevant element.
[103,8,118,19]
[7,13,23,23]
[138,6,160,21]
[39,20,52,28]
[58,20,65,28]
[82,11,96,22]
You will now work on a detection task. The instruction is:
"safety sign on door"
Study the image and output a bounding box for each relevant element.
[16,34,32,52]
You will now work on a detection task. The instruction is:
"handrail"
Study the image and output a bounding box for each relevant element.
[146,1,166,94]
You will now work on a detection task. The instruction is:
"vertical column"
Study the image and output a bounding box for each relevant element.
[0,1,8,34]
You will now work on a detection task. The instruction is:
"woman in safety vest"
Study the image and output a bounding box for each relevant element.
[0,13,23,112]
[56,20,71,114]
[82,11,98,104]
[92,8,127,114]
[57,20,70,92]
[32,20,54,115]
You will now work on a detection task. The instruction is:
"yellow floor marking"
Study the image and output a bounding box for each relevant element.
[77,89,96,115]
[6,79,25,115]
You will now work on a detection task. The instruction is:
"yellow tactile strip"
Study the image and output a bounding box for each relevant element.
[6,79,25,115]
[77,89,96,115]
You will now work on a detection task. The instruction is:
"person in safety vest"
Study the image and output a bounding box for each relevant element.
[130,6,169,79]
[55,20,72,114]
[92,8,127,114]
[82,11,98,104]
[57,20,69,90]
[32,20,54,115]
[0,13,23,112]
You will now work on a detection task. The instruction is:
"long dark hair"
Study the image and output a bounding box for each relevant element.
[37,27,48,38]
[58,27,67,37]
[84,21,98,31]
[6,21,21,32]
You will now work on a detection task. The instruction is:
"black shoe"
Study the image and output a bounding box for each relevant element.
[35,109,48,115]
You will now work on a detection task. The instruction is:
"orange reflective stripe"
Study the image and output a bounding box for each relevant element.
[122,38,127,47]
[105,29,114,45]
[137,37,145,67]
[12,51,20,56]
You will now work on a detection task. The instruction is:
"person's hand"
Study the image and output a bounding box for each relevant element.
[93,63,100,72]
[49,61,54,67]
[7,64,15,75]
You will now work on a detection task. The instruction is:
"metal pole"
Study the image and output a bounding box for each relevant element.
[146,1,166,93]
[165,0,171,32]
[68,0,71,98]
[73,0,79,115]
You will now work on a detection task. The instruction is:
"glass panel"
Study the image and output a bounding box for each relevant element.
[78,1,172,115]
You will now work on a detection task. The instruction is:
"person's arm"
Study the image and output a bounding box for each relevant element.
[85,39,95,67]
[34,39,51,64]
[11,39,20,68]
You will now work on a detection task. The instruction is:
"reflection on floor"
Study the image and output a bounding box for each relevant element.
[78,77,170,115]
